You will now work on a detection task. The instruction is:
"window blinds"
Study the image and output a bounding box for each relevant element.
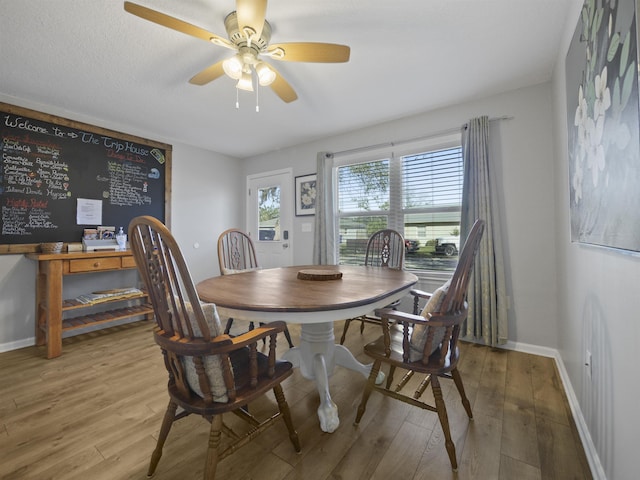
[402,147,463,210]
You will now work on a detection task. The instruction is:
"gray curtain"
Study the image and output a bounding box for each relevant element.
[313,152,336,265]
[460,116,508,346]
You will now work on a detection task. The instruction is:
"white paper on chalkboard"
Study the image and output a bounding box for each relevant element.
[77,198,103,225]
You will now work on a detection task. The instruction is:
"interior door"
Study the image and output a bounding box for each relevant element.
[247,169,293,268]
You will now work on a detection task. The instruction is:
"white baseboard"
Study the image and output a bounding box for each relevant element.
[0,336,35,353]
[0,317,145,354]
[503,340,557,358]
[502,340,606,480]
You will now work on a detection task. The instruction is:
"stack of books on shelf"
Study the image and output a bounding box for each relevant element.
[74,287,143,305]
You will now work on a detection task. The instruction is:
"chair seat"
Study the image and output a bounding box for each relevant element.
[363,325,460,374]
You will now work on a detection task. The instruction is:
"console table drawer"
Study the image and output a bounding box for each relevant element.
[69,257,122,273]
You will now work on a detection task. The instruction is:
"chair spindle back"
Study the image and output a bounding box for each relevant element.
[217,228,259,275]
[364,229,405,269]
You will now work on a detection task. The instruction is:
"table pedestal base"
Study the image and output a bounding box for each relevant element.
[282,322,384,433]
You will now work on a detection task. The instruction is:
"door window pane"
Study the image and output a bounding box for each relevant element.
[258,186,280,241]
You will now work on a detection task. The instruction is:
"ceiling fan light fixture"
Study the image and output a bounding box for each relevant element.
[236,71,254,92]
[255,62,276,86]
[123,1,350,105]
[222,54,243,80]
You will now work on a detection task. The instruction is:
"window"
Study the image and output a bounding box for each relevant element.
[335,135,463,272]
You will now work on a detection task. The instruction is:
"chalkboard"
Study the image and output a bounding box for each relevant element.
[0,102,171,253]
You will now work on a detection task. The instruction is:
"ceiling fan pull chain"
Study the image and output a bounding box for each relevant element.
[236,88,240,109]
[256,84,260,113]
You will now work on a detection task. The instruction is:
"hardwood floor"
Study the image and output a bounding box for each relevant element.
[0,320,592,480]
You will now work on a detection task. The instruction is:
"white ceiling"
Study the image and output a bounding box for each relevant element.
[1,0,576,159]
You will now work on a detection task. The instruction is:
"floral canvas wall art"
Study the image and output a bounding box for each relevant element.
[295,174,316,216]
[566,0,640,252]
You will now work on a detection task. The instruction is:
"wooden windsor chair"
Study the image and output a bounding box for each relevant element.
[339,228,405,344]
[354,219,485,471]
[217,228,294,348]
[129,216,301,480]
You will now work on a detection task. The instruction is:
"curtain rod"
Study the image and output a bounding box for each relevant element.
[330,115,514,159]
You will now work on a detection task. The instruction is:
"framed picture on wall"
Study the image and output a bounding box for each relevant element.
[295,174,317,216]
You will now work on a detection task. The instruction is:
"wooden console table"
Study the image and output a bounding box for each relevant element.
[27,250,154,359]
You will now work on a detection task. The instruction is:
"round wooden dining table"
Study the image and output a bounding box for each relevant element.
[196,264,418,433]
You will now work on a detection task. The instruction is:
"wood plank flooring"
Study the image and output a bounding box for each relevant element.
[0,320,592,479]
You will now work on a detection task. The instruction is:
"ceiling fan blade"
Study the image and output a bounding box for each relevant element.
[267,42,350,63]
[189,61,226,85]
[124,1,235,50]
[269,69,298,103]
[236,0,268,40]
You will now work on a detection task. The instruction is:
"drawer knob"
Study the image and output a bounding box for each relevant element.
[94,262,100,268]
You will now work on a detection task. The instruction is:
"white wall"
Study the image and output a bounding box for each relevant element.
[243,83,559,350]
[551,1,638,478]
[169,142,243,283]
[0,95,242,351]
[0,254,36,350]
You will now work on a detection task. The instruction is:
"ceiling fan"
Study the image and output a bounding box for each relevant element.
[123,1,351,104]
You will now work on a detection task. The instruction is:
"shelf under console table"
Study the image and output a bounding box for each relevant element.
[26,250,154,359]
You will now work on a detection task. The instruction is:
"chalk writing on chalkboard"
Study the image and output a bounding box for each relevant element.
[0,102,171,253]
